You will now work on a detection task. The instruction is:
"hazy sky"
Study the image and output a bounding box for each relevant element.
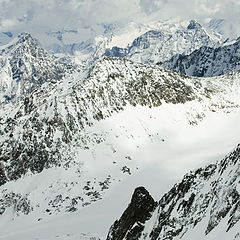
[0,0,239,31]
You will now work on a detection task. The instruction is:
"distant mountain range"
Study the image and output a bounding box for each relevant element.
[104,20,221,64]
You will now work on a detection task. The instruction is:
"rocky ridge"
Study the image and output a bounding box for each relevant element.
[107,187,157,240]
[0,33,77,104]
[107,144,240,240]
[162,38,240,77]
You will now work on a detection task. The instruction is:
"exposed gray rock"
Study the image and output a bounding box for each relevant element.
[162,39,240,77]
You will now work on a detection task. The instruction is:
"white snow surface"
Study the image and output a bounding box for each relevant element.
[0,104,240,240]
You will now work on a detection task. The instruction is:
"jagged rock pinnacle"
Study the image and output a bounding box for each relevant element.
[106,186,157,240]
[16,32,37,44]
[187,20,202,30]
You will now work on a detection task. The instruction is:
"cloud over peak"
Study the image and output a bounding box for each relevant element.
[0,0,239,39]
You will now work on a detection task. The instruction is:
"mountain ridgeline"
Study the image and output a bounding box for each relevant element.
[1,38,240,187]
[104,20,221,65]
[0,30,240,214]
[162,38,240,77]
[0,54,198,184]
[104,20,240,78]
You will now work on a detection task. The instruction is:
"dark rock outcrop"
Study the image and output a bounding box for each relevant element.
[0,163,7,186]
[106,187,157,240]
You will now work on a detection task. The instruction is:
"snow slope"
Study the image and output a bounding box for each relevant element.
[1,104,240,240]
[1,100,240,240]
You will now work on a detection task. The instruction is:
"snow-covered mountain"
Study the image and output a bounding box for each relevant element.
[0,33,77,104]
[162,38,240,77]
[1,52,240,184]
[107,143,240,240]
[36,19,222,66]
[0,19,224,67]
[0,29,240,240]
[0,52,240,230]
[0,56,201,211]
[0,21,156,63]
[104,20,222,64]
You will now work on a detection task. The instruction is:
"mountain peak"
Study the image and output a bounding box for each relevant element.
[107,187,157,240]
[187,20,202,30]
[104,19,219,64]
[15,32,41,50]
[0,32,76,104]
[0,32,41,57]
[17,32,34,42]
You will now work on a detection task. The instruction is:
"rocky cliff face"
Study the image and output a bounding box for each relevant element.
[162,39,240,77]
[107,144,240,240]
